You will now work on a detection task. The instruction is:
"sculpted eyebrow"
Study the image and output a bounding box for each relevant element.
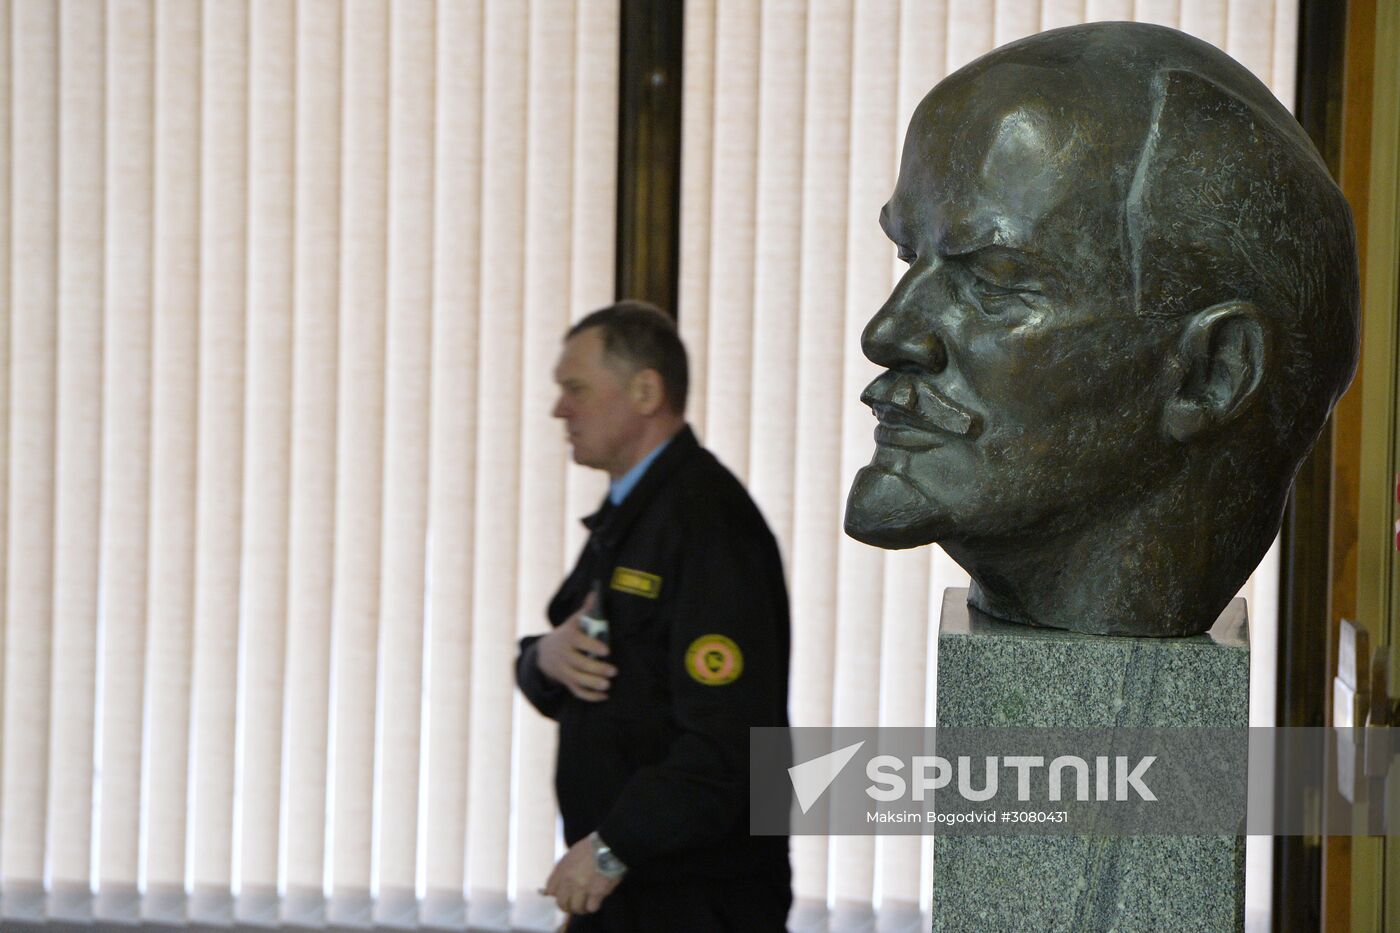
[939,223,1002,256]
[952,244,1034,263]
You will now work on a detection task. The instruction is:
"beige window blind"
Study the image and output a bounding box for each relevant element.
[0,0,616,927]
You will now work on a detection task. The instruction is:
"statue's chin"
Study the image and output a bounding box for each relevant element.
[843,464,942,549]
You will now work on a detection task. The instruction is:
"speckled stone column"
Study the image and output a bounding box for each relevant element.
[932,588,1249,932]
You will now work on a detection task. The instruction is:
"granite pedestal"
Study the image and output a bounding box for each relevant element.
[932,588,1249,932]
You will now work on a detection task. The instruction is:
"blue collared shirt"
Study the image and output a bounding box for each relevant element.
[609,437,673,505]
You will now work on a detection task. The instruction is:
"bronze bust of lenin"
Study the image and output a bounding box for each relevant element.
[844,23,1359,637]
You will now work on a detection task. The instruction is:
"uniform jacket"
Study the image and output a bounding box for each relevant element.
[516,426,791,884]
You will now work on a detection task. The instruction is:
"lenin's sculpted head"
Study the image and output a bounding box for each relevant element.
[843,23,1359,637]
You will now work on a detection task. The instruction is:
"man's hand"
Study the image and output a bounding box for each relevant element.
[536,592,617,702]
[543,833,623,915]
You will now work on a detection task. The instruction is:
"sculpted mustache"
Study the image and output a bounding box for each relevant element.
[861,375,982,438]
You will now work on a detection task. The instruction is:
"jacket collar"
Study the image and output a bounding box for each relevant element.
[582,425,698,535]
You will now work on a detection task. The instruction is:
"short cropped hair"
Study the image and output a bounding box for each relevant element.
[1124,55,1359,463]
[568,300,689,415]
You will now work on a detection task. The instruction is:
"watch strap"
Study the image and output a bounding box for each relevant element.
[590,832,628,879]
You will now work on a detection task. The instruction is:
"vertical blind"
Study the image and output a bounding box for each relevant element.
[677,1,1296,929]
[0,0,616,928]
[0,1,1302,930]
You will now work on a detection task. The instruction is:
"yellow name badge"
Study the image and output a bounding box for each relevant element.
[610,567,662,599]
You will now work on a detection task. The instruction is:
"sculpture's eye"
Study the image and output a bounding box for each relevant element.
[976,280,1018,299]
[960,247,1046,314]
[972,277,1036,315]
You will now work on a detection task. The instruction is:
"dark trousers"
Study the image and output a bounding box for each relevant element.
[565,872,791,933]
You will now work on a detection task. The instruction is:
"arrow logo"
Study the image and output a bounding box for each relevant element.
[788,741,865,814]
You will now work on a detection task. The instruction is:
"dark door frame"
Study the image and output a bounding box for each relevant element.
[615,0,683,315]
[1280,1,1350,929]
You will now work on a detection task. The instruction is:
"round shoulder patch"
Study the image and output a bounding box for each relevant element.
[684,634,744,686]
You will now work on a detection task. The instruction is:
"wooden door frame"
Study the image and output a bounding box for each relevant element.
[1348,0,1400,926]
[1278,4,1351,929]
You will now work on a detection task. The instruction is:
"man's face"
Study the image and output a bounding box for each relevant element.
[845,73,1180,550]
[552,327,647,478]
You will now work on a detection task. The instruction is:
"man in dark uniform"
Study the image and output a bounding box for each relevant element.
[517,301,792,931]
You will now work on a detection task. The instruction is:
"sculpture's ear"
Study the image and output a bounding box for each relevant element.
[1161,302,1271,442]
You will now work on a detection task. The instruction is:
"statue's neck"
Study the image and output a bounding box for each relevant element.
[943,481,1277,637]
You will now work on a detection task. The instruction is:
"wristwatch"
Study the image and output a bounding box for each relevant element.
[590,832,628,880]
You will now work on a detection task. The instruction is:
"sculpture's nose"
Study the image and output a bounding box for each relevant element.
[861,266,949,374]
